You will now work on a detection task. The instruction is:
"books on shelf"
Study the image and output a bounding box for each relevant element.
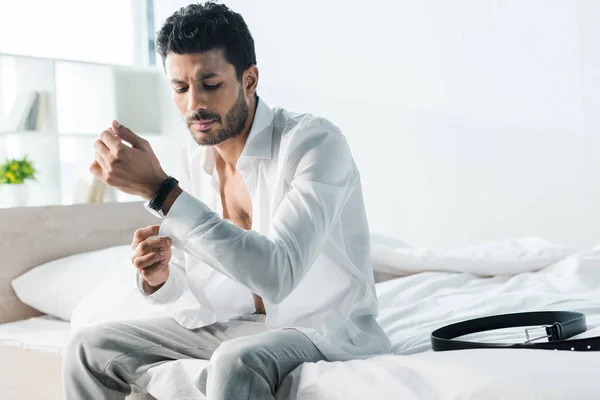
[2,91,37,132]
[34,91,53,131]
[1,90,53,132]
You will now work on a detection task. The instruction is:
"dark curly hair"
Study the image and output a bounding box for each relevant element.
[156,2,256,80]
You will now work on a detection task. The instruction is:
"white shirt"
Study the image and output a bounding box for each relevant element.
[138,98,391,361]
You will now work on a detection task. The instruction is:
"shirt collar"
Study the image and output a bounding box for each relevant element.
[202,97,274,175]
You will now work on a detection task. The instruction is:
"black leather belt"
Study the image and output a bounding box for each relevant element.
[431,311,599,352]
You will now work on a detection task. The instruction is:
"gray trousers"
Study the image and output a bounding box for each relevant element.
[61,314,326,400]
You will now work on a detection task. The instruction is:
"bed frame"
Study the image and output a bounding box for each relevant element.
[0,201,158,324]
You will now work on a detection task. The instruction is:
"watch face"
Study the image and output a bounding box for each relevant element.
[143,201,165,219]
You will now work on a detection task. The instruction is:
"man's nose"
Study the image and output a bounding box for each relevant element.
[187,87,208,112]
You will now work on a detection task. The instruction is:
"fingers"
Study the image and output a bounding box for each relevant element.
[139,259,168,286]
[111,120,149,150]
[99,129,124,151]
[132,250,164,269]
[132,225,161,249]
[92,139,110,169]
[97,129,127,163]
[92,129,126,184]
[93,138,111,156]
[130,231,171,288]
[94,151,108,170]
[89,160,102,178]
[130,227,171,288]
[133,236,172,259]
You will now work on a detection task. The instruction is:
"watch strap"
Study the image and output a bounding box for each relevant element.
[148,176,179,213]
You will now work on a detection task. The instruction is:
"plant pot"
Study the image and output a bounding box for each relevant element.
[0,183,29,207]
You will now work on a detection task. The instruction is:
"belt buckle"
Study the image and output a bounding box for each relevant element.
[524,325,552,344]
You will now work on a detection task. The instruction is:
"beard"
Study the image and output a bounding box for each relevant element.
[187,87,249,146]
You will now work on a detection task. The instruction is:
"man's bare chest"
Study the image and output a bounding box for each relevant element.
[219,173,252,231]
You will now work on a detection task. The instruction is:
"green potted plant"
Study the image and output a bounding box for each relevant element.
[0,156,37,207]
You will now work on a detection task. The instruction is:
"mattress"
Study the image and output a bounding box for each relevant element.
[0,316,66,400]
[0,315,71,355]
[0,316,155,400]
[2,246,600,400]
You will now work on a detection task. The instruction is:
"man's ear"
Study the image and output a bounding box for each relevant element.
[243,65,259,97]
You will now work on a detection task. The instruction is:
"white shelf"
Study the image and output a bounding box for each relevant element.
[0,52,168,208]
[0,52,159,72]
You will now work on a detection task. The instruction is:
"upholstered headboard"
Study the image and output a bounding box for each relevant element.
[0,202,158,324]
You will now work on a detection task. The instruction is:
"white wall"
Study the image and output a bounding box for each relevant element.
[156,0,600,251]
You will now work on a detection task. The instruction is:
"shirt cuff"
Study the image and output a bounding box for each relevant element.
[159,190,211,249]
[136,266,182,305]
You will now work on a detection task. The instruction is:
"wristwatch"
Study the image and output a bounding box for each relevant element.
[143,176,179,218]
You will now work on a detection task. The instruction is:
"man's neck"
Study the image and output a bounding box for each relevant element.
[214,96,257,171]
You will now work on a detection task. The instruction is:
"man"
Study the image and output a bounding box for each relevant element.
[62,2,390,399]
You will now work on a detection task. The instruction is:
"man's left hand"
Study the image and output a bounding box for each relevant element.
[91,120,168,200]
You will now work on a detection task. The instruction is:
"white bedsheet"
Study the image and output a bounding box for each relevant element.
[147,245,600,400]
[276,246,600,400]
[282,349,600,400]
[0,315,71,355]
[377,246,600,355]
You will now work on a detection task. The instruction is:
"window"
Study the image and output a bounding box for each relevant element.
[147,0,157,66]
[0,0,143,66]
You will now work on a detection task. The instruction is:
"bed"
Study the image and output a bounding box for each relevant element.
[1,203,600,399]
[0,202,157,400]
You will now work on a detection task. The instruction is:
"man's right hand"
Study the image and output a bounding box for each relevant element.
[131,225,172,293]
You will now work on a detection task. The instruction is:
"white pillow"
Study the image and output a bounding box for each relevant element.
[71,257,212,334]
[370,235,574,278]
[70,262,170,334]
[11,245,133,321]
